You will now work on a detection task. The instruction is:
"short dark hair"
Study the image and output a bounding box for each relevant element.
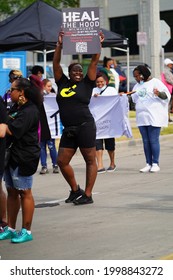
[68,63,82,73]
[103,56,112,67]
[96,72,108,84]
[133,65,151,81]
[31,65,44,75]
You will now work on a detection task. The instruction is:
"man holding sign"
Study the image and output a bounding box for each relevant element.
[53,21,104,205]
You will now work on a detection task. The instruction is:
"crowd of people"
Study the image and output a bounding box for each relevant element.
[0,28,172,243]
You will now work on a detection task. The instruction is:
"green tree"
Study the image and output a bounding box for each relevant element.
[0,0,80,18]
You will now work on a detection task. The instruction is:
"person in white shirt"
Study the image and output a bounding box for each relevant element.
[92,73,118,173]
[131,65,171,173]
[110,59,120,92]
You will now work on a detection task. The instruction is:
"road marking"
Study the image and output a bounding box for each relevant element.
[159,253,173,260]
[35,192,100,206]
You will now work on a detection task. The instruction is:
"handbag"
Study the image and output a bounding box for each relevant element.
[4,143,13,168]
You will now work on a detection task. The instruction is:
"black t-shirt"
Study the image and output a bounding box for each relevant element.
[7,101,40,176]
[56,74,95,127]
[0,97,7,175]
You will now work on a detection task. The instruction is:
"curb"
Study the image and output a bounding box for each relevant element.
[116,134,173,148]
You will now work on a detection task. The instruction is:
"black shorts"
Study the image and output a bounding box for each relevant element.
[59,120,96,149]
[96,138,115,151]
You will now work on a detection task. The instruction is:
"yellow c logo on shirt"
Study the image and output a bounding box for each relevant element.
[60,85,77,97]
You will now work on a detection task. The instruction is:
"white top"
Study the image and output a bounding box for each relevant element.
[110,68,120,92]
[92,85,118,96]
[132,78,171,127]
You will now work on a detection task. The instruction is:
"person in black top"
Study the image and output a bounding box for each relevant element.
[53,31,104,205]
[0,97,7,229]
[0,78,42,243]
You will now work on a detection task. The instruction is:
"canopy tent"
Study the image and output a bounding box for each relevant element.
[0,0,62,51]
[0,0,130,89]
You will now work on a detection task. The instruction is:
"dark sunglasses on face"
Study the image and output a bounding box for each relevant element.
[10,87,19,92]
[9,75,22,82]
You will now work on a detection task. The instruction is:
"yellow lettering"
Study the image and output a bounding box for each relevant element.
[60,85,77,97]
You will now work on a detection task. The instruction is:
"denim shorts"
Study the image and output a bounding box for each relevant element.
[4,166,33,190]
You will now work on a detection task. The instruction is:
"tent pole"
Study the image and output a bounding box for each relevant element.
[43,49,47,79]
[112,46,129,92]
[127,47,130,92]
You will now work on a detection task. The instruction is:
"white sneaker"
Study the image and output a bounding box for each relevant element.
[150,163,160,173]
[139,164,151,173]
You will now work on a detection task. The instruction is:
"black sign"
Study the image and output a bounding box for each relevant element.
[62,7,100,55]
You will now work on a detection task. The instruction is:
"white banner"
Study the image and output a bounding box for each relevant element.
[43,95,132,139]
[43,95,63,139]
[89,95,132,139]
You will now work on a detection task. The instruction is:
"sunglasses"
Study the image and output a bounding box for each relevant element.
[9,75,22,82]
[10,87,19,92]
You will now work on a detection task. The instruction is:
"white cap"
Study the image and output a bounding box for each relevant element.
[164,58,173,66]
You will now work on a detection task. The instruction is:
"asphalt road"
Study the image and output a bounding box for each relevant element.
[0,135,173,260]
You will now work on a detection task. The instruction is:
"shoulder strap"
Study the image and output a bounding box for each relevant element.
[100,86,108,95]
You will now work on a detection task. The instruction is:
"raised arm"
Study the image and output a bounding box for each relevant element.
[87,31,104,81]
[53,31,64,82]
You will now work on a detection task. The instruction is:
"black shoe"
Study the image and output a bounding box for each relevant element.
[65,186,85,203]
[53,165,59,174]
[73,194,93,205]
